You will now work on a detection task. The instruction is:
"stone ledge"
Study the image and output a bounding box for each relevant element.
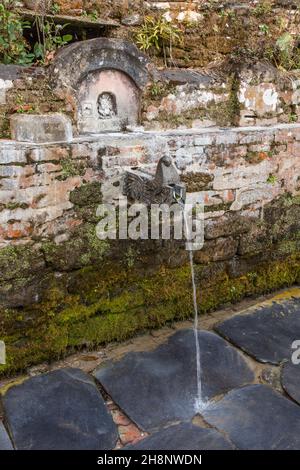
[1,122,300,148]
[10,113,73,144]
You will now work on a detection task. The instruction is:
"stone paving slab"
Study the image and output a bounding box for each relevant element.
[215,298,300,364]
[125,423,234,450]
[281,361,300,405]
[203,384,300,450]
[0,421,13,450]
[2,368,118,450]
[94,329,254,432]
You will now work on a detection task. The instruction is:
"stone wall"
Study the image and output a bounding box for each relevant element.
[1,122,300,376]
[1,123,300,251]
[0,66,70,139]
[143,64,300,129]
[1,30,300,376]
[14,1,300,70]
[138,1,300,68]
[3,61,299,140]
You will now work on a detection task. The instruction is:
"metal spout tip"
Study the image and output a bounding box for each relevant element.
[170,184,186,206]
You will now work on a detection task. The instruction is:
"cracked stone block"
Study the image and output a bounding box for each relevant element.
[10,113,73,143]
[125,423,233,450]
[2,368,118,450]
[203,384,300,450]
[94,329,254,432]
[281,361,300,405]
[215,298,300,364]
[0,422,13,450]
[0,78,13,105]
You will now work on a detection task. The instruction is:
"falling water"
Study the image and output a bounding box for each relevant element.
[183,210,208,413]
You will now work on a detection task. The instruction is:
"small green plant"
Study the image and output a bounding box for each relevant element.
[289,113,298,123]
[34,20,73,64]
[51,3,61,15]
[272,33,300,71]
[82,9,98,21]
[267,174,277,185]
[253,1,273,17]
[0,1,34,64]
[15,103,35,114]
[0,1,73,65]
[218,9,236,19]
[123,246,139,269]
[136,16,183,65]
[259,24,269,35]
[60,159,76,179]
[148,81,174,99]
[89,10,99,21]
[247,271,258,282]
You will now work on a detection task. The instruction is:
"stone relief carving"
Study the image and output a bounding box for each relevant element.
[97,92,117,119]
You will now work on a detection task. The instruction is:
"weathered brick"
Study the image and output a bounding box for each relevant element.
[194,134,215,146]
[194,236,238,264]
[37,163,62,173]
[205,214,252,239]
[215,131,238,145]
[10,114,73,143]
[274,128,295,143]
[0,147,26,164]
[213,160,274,191]
[231,184,280,211]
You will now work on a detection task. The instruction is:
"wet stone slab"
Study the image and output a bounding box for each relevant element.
[2,368,118,450]
[281,361,300,405]
[94,329,254,432]
[203,384,300,450]
[0,421,13,450]
[125,423,234,450]
[215,298,300,364]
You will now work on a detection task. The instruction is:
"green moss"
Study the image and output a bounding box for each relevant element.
[42,224,110,271]
[267,174,277,185]
[5,202,29,210]
[155,107,207,128]
[123,246,140,269]
[204,202,232,212]
[0,244,37,281]
[181,172,214,192]
[69,182,102,207]
[202,75,241,127]
[58,158,86,180]
[1,193,300,377]
[277,239,300,256]
[1,253,300,377]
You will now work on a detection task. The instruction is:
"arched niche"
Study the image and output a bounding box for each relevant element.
[77,69,140,133]
[50,38,150,134]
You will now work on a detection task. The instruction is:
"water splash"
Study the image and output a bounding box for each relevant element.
[183,211,208,413]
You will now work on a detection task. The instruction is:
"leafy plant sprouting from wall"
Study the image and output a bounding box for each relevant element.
[136,16,183,66]
[272,32,300,71]
[33,18,73,64]
[0,0,73,65]
[31,0,72,64]
[0,1,34,64]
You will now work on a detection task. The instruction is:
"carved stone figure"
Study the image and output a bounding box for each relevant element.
[123,156,185,206]
[97,92,117,119]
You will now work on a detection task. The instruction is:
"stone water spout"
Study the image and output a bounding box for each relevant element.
[123,156,186,206]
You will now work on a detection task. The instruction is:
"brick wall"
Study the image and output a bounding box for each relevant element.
[1,122,300,375]
[0,123,299,248]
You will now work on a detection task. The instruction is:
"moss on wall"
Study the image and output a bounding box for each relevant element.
[0,72,71,139]
[1,248,300,377]
[1,192,300,377]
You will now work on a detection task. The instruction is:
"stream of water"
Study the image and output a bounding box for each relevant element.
[183,211,208,413]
